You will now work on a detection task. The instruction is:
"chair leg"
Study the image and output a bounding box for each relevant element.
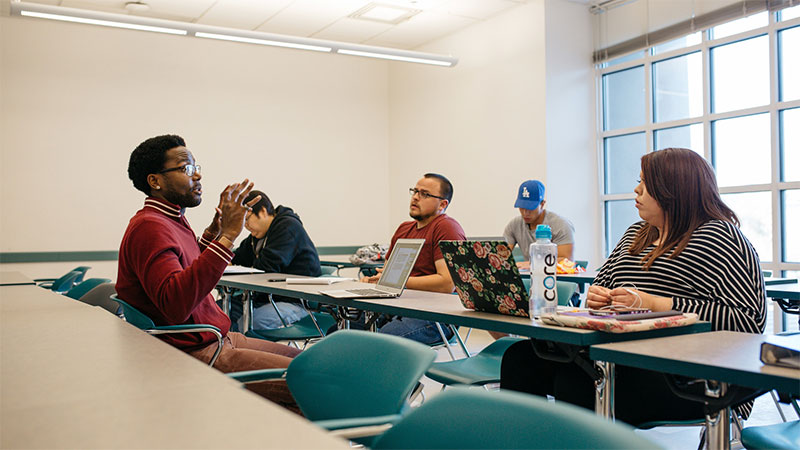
[434,323,456,360]
[770,390,788,422]
[409,381,425,404]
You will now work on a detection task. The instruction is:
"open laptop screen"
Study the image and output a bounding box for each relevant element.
[377,239,424,290]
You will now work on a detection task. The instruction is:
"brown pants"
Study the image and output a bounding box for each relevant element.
[187,332,302,413]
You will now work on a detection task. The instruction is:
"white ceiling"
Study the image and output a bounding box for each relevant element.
[9,0,540,49]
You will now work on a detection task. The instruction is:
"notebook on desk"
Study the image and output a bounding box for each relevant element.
[320,239,424,299]
[439,240,530,318]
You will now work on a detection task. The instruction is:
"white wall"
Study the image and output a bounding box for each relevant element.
[387,0,597,263]
[387,0,548,238]
[0,15,391,251]
[544,0,600,265]
[0,2,598,260]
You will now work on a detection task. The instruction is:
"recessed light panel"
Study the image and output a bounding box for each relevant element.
[349,3,421,25]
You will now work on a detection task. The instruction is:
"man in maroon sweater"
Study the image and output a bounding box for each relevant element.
[116,134,300,410]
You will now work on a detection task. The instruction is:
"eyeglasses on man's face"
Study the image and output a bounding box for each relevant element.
[159,164,201,177]
[409,187,446,200]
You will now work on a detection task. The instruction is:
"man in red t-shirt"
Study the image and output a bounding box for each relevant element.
[361,173,466,344]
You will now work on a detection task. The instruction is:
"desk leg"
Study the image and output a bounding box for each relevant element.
[242,290,252,333]
[221,287,231,316]
[704,382,730,450]
[595,361,615,420]
[773,299,785,334]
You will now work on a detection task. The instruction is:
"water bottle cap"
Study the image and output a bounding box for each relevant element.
[535,224,552,240]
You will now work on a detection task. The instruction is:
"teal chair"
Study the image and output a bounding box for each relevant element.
[370,387,661,449]
[36,266,91,290]
[38,270,84,293]
[575,260,589,270]
[110,294,224,367]
[742,420,800,450]
[64,278,111,300]
[521,279,579,307]
[228,330,436,441]
[425,336,525,388]
[73,282,120,315]
[242,291,337,347]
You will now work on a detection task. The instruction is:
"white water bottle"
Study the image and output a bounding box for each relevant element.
[530,224,558,317]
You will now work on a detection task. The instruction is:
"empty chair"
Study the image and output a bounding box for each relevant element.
[110,294,223,367]
[228,330,436,440]
[73,282,120,315]
[371,387,661,449]
[64,278,111,300]
[36,266,91,290]
[425,336,525,388]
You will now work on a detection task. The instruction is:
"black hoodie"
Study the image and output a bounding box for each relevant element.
[231,205,321,277]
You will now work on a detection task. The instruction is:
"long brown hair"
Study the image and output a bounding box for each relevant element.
[629,148,739,268]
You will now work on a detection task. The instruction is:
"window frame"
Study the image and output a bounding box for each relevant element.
[595,12,800,276]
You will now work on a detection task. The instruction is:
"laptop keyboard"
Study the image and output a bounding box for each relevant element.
[346,288,391,296]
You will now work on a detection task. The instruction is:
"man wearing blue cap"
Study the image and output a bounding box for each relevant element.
[503,180,575,269]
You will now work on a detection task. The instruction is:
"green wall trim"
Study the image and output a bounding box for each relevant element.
[0,251,120,263]
[0,246,362,263]
[315,246,361,256]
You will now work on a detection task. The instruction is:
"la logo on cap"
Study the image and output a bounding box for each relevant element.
[522,187,530,198]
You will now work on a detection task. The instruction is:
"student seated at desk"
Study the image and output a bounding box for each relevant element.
[116,135,301,412]
[227,190,321,330]
[359,173,466,345]
[501,148,766,425]
[503,179,575,269]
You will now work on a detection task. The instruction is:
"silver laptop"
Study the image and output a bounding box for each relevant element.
[321,239,424,299]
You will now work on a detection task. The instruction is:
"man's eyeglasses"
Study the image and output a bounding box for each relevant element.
[159,164,201,177]
[409,187,446,200]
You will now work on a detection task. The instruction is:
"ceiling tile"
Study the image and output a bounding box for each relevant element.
[196,0,293,30]
[312,16,393,42]
[256,0,369,36]
[434,0,519,20]
[365,9,475,48]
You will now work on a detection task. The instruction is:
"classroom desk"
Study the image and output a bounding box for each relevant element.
[217,274,711,418]
[768,282,800,333]
[591,331,800,450]
[0,271,35,286]
[319,257,383,276]
[1,284,347,449]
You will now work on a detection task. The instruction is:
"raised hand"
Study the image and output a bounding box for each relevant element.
[218,179,261,245]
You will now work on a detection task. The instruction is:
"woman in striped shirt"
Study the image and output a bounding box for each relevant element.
[500,148,766,425]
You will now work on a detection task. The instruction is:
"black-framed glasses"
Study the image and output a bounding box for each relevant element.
[409,187,446,200]
[159,164,201,177]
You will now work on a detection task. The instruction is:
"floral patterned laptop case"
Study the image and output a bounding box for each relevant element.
[439,240,530,318]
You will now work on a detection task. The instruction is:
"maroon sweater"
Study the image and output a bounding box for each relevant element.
[116,197,233,350]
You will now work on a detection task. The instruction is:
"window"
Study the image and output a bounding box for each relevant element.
[597,10,800,279]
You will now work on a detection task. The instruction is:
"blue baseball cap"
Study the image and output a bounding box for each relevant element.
[514,180,545,210]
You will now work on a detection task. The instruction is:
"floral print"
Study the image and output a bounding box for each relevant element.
[440,240,530,318]
[539,312,698,333]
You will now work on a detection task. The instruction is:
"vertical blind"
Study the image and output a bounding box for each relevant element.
[592,0,799,63]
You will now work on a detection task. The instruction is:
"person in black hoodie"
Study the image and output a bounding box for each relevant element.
[228,190,321,330]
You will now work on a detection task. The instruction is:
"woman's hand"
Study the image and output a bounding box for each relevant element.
[607,287,674,311]
[586,285,612,309]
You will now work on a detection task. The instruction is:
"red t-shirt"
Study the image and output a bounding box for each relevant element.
[388,214,466,277]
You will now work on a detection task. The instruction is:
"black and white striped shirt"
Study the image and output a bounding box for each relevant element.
[595,220,766,334]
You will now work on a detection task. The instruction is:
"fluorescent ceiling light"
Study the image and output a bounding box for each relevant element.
[337,49,453,66]
[195,32,331,53]
[11,1,457,67]
[20,10,186,35]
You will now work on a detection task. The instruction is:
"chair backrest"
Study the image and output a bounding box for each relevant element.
[65,278,111,300]
[285,330,436,421]
[75,282,120,315]
[70,266,92,284]
[110,294,156,329]
[50,270,83,293]
[521,279,578,306]
[372,387,661,449]
[319,265,337,276]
